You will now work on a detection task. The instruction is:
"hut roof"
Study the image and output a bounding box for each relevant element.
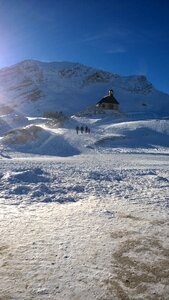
[97,94,119,105]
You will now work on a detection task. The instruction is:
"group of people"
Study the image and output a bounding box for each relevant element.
[76,125,90,134]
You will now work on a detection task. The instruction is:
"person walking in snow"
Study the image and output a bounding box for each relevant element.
[80,125,84,134]
[85,125,88,133]
[76,126,79,134]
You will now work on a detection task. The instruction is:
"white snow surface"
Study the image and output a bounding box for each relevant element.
[0,111,169,299]
[0,155,169,300]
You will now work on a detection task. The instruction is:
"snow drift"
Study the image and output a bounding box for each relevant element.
[1,124,80,156]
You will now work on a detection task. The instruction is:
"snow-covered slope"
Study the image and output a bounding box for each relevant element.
[0,59,169,117]
[1,114,169,158]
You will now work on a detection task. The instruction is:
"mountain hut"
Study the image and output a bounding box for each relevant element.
[96,89,119,111]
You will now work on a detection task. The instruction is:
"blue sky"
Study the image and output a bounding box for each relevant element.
[0,0,169,93]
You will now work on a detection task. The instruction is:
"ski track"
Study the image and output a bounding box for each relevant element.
[0,154,169,299]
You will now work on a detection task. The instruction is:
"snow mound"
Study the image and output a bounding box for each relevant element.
[2,168,49,184]
[1,124,80,156]
[94,119,169,151]
[2,125,42,144]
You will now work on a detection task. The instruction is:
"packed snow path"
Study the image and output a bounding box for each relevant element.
[0,154,169,299]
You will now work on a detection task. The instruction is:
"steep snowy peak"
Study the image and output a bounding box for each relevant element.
[0,60,97,94]
[0,59,148,89]
[0,59,168,117]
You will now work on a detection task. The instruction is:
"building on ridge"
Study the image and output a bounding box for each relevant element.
[96,89,119,111]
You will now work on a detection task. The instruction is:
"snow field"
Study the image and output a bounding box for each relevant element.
[0,154,169,299]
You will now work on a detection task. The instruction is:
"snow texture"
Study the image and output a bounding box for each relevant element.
[0,155,169,300]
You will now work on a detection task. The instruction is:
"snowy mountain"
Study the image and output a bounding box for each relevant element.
[0,59,169,117]
[0,59,169,158]
[0,61,169,300]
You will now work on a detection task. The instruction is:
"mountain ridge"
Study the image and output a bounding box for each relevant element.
[0,59,168,117]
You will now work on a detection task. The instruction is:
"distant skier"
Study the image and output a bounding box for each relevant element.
[76,126,79,134]
[88,128,91,134]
